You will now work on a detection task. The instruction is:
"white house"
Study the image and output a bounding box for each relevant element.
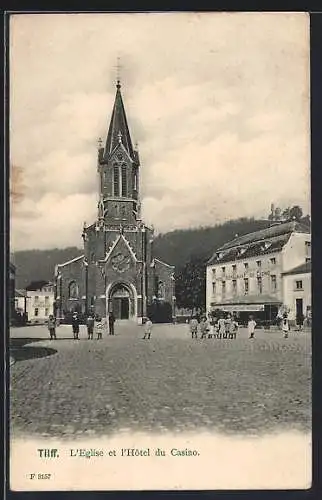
[206,220,311,324]
[15,289,27,316]
[23,281,55,323]
[282,261,311,323]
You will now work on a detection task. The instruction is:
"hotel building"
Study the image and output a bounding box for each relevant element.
[206,221,311,324]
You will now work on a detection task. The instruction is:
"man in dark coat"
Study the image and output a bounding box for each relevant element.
[71,312,80,340]
[108,312,115,335]
[296,312,304,331]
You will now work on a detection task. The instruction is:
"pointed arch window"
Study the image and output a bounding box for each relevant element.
[113,165,120,197]
[158,281,165,299]
[121,164,127,197]
[68,281,79,300]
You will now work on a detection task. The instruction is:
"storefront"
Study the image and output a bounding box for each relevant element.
[210,295,281,326]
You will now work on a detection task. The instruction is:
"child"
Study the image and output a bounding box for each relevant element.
[189,317,199,339]
[229,316,239,339]
[47,315,56,340]
[86,314,95,340]
[217,316,226,339]
[71,313,80,340]
[143,318,153,339]
[95,315,103,340]
[208,314,216,338]
[248,315,257,339]
[282,313,289,338]
[200,316,209,339]
[224,314,232,339]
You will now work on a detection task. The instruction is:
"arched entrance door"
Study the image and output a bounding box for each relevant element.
[109,284,132,319]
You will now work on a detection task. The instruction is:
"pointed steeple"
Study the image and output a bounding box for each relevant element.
[104,80,134,160]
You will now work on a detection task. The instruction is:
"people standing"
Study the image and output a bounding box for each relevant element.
[208,314,216,338]
[95,315,103,340]
[108,311,115,335]
[296,312,304,331]
[307,308,312,328]
[248,315,257,339]
[86,314,94,340]
[217,316,226,339]
[224,314,232,339]
[143,317,153,339]
[189,316,199,339]
[200,316,209,339]
[229,315,239,339]
[47,314,57,340]
[71,312,80,340]
[282,313,289,338]
[276,309,283,329]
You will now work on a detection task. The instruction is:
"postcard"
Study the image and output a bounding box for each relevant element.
[9,11,311,491]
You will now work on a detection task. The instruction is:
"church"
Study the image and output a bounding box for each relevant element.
[54,79,175,323]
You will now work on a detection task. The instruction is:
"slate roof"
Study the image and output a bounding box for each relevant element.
[104,81,135,161]
[282,261,311,276]
[219,221,309,251]
[58,255,84,268]
[15,289,27,297]
[207,221,310,266]
[154,258,175,269]
[26,280,53,291]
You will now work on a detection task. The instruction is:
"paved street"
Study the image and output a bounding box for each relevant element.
[10,322,311,439]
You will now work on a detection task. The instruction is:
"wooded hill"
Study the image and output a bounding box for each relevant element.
[11,217,305,289]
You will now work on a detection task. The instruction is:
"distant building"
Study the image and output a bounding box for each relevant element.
[55,79,175,323]
[206,220,311,324]
[9,263,16,322]
[282,261,311,323]
[24,281,55,323]
[15,289,27,315]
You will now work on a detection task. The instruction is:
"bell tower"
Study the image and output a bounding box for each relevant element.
[55,72,176,324]
[97,79,140,226]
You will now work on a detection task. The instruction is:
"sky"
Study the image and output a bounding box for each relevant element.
[10,12,310,251]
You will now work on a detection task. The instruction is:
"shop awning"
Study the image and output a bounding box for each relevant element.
[210,294,281,312]
[215,304,265,312]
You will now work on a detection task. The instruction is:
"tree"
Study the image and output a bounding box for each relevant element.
[175,256,206,314]
[301,214,311,227]
[289,205,303,221]
[282,207,291,220]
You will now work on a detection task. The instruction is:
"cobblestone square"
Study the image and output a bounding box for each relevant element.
[10,323,311,439]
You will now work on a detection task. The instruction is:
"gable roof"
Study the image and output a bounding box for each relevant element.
[26,280,53,291]
[57,255,84,268]
[282,261,311,276]
[207,221,310,266]
[219,221,309,251]
[102,234,137,263]
[154,258,175,269]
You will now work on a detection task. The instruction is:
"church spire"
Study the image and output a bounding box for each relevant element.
[104,80,134,160]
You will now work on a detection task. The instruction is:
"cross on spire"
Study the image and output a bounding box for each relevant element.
[104,63,135,159]
[116,56,122,88]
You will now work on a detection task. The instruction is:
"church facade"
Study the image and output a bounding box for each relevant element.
[54,80,175,323]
